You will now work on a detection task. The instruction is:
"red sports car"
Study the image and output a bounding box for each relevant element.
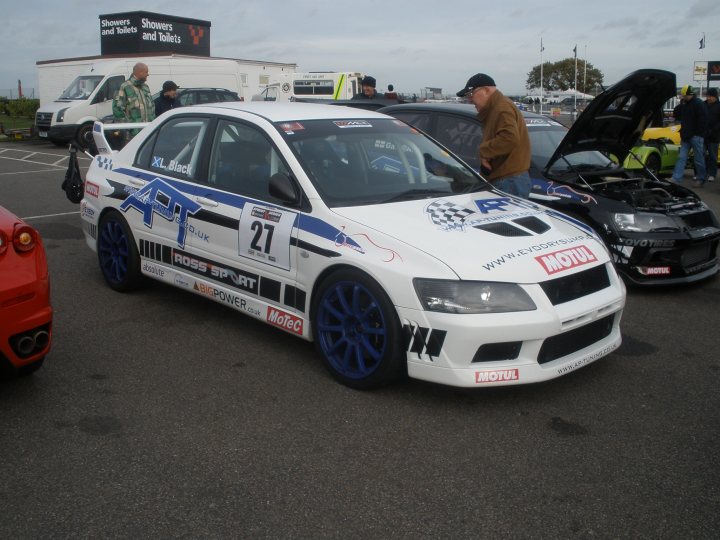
[0,206,52,376]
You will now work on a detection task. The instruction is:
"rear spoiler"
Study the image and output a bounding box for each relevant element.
[92,121,149,155]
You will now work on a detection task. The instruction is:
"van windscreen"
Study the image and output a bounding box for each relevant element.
[59,76,105,100]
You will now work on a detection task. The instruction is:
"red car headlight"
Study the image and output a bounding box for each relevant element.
[13,225,37,253]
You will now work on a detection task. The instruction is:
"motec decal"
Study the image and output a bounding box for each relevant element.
[475,369,520,384]
[267,307,304,335]
[535,244,597,275]
[120,178,201,247]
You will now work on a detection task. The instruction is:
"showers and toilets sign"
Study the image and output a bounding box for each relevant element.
[99,11,210,56]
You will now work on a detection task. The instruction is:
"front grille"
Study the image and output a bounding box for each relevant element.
[35,111,52,130]
[472,341,522,363]
[539,264,610,305]
[538,314,614,365]
[682,243,713,267]
[681,210,714,229]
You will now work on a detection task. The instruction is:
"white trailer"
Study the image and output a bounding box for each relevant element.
[252,72,363,102]
[35,54,296,147]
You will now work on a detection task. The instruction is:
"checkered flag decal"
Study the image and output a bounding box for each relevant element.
[96,156,113,170]
[426,200,474,228]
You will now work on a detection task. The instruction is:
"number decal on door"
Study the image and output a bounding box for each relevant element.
[239,204,296,270]
[250,221,275,254]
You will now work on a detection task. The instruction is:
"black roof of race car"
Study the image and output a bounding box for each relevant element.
[378,101,558,123]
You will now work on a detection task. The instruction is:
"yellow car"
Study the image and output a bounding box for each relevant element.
[642,124,719,162]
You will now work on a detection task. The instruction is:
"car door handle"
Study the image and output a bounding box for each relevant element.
[195,196,219,207]
[128,178,145,187]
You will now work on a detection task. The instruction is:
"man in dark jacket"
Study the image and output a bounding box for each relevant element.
[154,80,180,116]
[705,87,719,182]
[672,85,709,186]
[352,76,379,99]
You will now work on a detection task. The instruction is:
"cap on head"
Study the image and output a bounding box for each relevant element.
[162,80,179,92]
[361,76,376,88]
[708,87,718,98]
[680,85,694,96]
[457,73,496,97]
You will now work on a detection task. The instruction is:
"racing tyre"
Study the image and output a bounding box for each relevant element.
[312,269,405,389]
[645,154,661,178]
[97,211,142,292]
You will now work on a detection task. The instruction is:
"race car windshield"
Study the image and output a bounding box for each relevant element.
[528,127,615,173]
[275,119,487,207]
[58,76,105,100]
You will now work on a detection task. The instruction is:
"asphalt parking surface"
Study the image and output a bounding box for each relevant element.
[1,139,719,538]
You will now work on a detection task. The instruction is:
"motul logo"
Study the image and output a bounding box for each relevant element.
[85,181,100,198]
[535,244,597,275]
[267,307,304,335]
[475,369,519,383]
[639,266,671,275]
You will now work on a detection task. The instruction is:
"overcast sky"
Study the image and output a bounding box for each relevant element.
[2,0,718,98]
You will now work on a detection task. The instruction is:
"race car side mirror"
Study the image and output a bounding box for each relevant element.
[269,173,300,205]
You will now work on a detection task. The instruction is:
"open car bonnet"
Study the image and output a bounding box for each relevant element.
[543,69,677,175]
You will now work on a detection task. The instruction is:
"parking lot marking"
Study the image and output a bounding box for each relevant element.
[0,155,66,169]
[0,168,65,176]
[21,210,80,220]
[20,152,38,160]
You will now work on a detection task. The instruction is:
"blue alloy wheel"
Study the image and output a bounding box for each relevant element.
[97,211,142,292]
[313,270,404,388]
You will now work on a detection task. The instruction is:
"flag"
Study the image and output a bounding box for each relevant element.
[541,38,545,53]
[699,34,705,49]
[573,45,577,57]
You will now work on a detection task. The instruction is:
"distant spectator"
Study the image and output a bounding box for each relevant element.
[385,84,398,100]
[705,87,719,182]
[353,76,379,99]
[154,80,180,117]
[671,85,709,187]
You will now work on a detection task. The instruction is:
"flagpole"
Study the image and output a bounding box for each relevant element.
[540,37,544,115]
[573,44,578,114]
[583,45,587,97]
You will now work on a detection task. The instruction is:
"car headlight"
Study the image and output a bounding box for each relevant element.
[56,107,69,123]
[612,212,680,233]
[414,279,536,314]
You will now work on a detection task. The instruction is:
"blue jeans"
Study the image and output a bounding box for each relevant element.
[706,140,719,179]
[494,171,532,199]
[672,136,706,182]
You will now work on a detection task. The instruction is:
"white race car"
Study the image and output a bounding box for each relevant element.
[81,103,625,389]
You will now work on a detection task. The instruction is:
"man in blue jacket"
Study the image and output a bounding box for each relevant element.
[671,85,709,187]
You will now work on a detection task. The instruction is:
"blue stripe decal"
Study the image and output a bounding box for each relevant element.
[113,167,363,250]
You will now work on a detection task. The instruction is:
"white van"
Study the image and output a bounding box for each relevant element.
[252,72,363,102]
[35,56,253,148]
